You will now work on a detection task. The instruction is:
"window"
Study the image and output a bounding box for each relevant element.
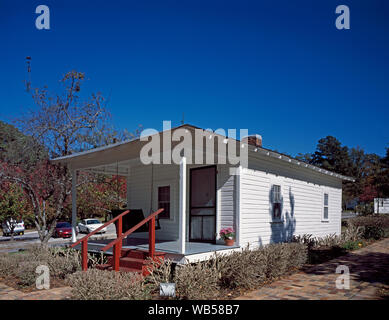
[272,184,282,220]
[87,219,101,225]
[323,193,329,220]
[56,222,71,228]
[158,186,170,219]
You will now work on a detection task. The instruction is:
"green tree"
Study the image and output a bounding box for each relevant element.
[311,136,352,176]
[0,182,29,241]
[344,148,382,207]
[309,136,353,208]
[375,147,389,200]
[295,137,388,212]
[0,121,47,166]
[295,152,313,163]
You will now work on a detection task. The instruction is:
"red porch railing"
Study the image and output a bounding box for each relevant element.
[70,210,130,271]
[101,208,164,271]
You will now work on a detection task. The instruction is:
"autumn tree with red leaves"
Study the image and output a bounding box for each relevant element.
[0,64,133,244]
[65,175,127,221]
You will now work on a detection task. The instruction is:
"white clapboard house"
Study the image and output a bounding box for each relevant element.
[52,124,354,265]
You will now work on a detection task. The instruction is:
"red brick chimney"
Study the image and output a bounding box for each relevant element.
[242,134,262,147]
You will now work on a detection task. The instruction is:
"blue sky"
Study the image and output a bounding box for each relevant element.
[0,0,388,156]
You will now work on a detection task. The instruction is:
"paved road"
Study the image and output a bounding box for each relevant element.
[1,230,42,242]
[341,211,359,219]
[0,224,117,253]
[236,238,389,300]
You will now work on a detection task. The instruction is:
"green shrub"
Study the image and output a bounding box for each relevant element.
[283,242,308,270]
[355,202,374,215]
[67,269,150,300]
[48,255,80,279]
[87,251,108,268]
[214,247,264,290]
[307,246,346,264]
[146,242,307,299]
[349,215,389,240]
[341,224,364,242]
[316,234,343,247]
[16,260,44,287]
[0,254,17,277]
[363,226,385,240]
[292,234,316,250]
[0,246,82,288]
[262,243,290,279]
[341,240,363,251]
[292,231,365,264]
[0,241,314,299]
[174,259,219,300]
[145,258,174,292]
[215,243,307,290]
[263,243,307,279]
[40,247,82,278]
[0,251,42,285]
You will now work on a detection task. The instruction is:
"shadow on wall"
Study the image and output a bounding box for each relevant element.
[269,186,296,243]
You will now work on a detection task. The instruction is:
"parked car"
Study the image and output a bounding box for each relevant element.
[1,219,25,236]
[53,221,73,238]
[78,219,106,234]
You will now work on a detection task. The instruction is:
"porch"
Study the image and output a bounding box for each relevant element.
[51,125,241,267]
[77,235,240,263]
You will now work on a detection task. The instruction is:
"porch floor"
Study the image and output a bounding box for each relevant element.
[77,237,239,256]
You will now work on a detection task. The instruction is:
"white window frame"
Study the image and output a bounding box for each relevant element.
[322,189,329,222]
[153,180,177,223]
[270,177,284,223]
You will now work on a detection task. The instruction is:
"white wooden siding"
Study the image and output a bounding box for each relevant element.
[217,165,235,233]
[126,154,343,249]
[127,163,236,241]
[239,154,342,247]
[127,164,180,240]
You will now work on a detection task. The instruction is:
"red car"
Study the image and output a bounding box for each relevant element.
[53,222,73,238]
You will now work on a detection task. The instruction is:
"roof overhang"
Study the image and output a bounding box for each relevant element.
[51,124,355,182]
[246,144,355,182]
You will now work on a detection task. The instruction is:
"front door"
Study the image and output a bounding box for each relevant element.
[189,166,216,243]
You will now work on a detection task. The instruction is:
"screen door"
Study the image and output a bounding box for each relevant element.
[189,166,216,242]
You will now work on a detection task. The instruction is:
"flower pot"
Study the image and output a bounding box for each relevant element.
[224,239,234,246]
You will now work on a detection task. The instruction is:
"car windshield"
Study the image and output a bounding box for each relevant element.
[87,220,101,225]
[4,220,23,224]
[56,222,71,228]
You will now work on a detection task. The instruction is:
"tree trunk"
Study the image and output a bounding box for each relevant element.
[9,223,16,242]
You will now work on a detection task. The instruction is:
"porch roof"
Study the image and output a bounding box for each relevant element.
[51,123,355,182]
[50,124,236,175]
[50,124,198,174]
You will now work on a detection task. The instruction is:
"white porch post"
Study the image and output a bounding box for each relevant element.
[71,170,77,243]
[178,157,187,254]
[235,166,242,247]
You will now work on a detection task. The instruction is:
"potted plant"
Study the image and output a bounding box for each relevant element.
[219,228,235,246]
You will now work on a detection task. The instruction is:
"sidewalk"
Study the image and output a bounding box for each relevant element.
[0,283,72,300]
[236,238,389,300]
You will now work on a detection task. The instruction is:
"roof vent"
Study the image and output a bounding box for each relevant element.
[242,134,262,147]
